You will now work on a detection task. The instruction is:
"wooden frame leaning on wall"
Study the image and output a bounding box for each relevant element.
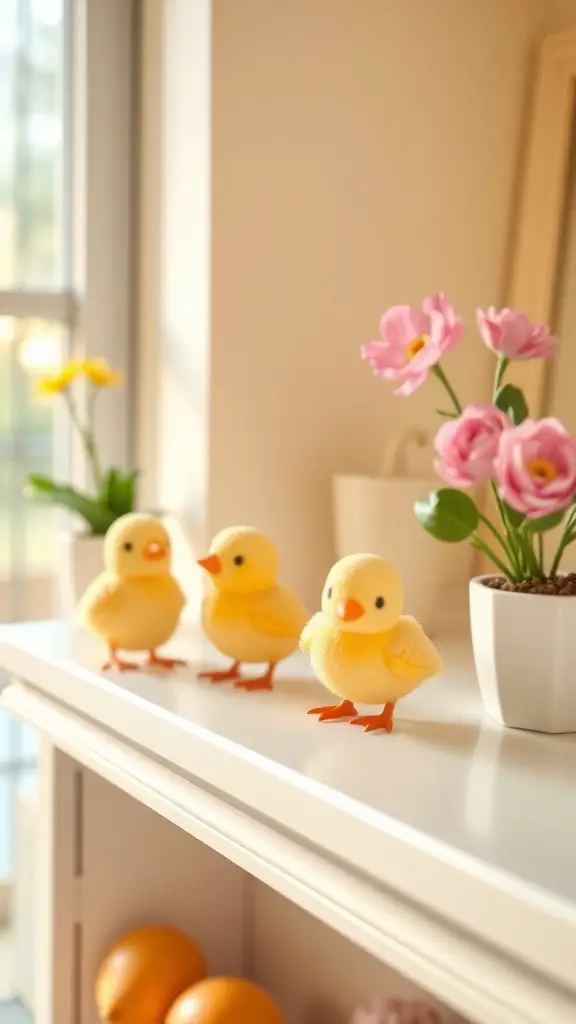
[477,27,576,577]
[508,27,576,416]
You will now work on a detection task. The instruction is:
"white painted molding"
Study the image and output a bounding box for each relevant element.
[4,680,576,1024]
[134,0,165,510]
[69,0,137,483]
[3,619,576,1023]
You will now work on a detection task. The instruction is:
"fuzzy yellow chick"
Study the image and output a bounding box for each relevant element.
[300,554,442,733]
[197,526,308,691]
[79,513,187,672]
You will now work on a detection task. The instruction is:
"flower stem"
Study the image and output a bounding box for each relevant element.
[432,364,462,415]
[471,535,514,581]
[477,510,510,554]
[493,355,509,399]
[64,390,104,492]
[489,481,523,577]
[520,532,542,578]
[550,508,576,577]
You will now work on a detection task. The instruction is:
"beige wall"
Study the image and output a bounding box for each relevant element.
[544,0,576,31]
[143,0,572,609]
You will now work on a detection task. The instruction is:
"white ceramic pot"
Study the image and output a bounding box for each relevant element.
[469,576,576,733]
[332,474,470,634]
[56,531,105,618]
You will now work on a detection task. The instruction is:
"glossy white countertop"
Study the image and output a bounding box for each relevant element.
[2,619,576,1009]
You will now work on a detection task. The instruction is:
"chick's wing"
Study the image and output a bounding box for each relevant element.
[299,612,323,653]
[79,575,125,629]
[168,575,187,615]
[382,616,443,682]
[249,587,309,639]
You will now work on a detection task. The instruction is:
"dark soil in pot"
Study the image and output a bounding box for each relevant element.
[482,573,576,595]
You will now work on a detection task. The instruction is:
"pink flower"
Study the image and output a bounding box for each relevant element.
[495,418,576,518]
[362,293,462,396]
[434,404,509,487]
[476,307,556,360]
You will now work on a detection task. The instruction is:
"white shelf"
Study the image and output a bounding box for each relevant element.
[1,620,576,1024]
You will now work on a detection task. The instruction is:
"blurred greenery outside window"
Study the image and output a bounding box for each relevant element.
[0,0,69,587]
[0,0,69,894]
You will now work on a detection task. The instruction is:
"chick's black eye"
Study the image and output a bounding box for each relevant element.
[123,542,133,552]
[375,596,385,609]
[233,555,245,566]
[327,587,332,599]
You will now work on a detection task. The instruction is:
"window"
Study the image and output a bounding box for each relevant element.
[0,0,69,927]
[0,0,69,619]
[0,0,136,942]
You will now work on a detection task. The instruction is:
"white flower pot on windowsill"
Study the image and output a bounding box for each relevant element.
[469,576,576,733]
[56,530,105,618]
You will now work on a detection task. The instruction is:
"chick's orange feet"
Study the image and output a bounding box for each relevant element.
[235,663,276,691]
[198,661,241,684]
[350,702,395,733]
[148,650,187,670]
[308,699,358,722]
[102,648,140,673]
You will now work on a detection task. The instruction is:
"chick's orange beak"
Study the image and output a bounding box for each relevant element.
[143,540,167,561]
[337,597,365,622]
[197,554,222,575]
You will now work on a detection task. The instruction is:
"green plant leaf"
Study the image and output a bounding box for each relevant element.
[25,474,117,535]
[100,468,139,518]
[436,409,457,419]
[494,384,528,425]
[523,509,566,533]
[414,488,479,543]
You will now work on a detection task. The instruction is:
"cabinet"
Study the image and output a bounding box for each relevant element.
[1,621,575,1024]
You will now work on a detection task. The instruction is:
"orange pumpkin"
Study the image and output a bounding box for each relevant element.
[95,924,206,1023]
[166,977,285,1024]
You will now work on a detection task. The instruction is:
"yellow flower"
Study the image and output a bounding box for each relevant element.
[34,360,81,395]
[82,358,123,387]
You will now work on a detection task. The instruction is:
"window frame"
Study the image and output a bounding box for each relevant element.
[0,0,137,912]
[0,0,137,496]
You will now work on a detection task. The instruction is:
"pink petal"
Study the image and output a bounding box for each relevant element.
[428,309,462,352]
[476,309,503,350]
[408,343,443,373]
[423,292,453,318]
[394,370,428,396]
[361,340,407,375]
[379,305,429,350]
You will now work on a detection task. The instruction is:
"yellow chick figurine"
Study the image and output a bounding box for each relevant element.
[79,512,187,672]
[300,554,442,733]
[197,526,308,690]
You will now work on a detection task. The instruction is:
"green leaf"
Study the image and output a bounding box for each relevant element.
[436,409,458,419]
[494,384,528,425]
[523,509,566,533]
[100,468,139,518]
[25,474,117,535]
[414,488,479,543]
